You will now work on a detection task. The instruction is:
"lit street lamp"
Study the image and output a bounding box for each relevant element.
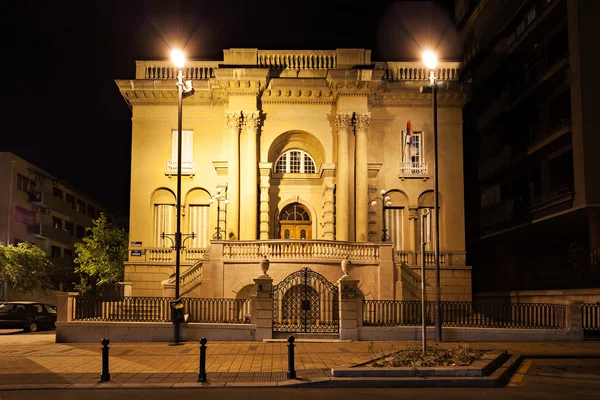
[370,189,392,242]
[420,50,442,342]
[171,49,194,344]
[209,185,229,240]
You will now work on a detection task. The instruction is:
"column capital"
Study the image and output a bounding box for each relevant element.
[242,110,261,131]
[335,112,353,130]
[225,111,242,130]
[355,112,371,132]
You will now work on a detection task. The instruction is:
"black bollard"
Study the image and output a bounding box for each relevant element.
[197,337,207,382]
[287,335,296,380]
[100,338,110,382]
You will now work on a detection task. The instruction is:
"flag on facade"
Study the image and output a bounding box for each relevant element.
[405,120,412,143]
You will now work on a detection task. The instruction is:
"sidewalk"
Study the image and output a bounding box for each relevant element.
[1,339,600,389]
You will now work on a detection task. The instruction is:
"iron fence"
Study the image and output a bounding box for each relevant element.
[362,300,568,329]
[183,298,251,324]
[73,296,251,324]
[582,303,600,331]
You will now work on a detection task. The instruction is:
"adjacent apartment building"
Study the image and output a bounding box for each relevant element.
[0,152,127,300]
[115,48,470,304]
[456,0,600,294]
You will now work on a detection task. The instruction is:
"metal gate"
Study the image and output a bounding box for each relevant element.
[272,267,339,333]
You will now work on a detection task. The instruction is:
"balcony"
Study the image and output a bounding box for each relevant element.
[165,160,194,176]
[529,182,574,213]
[28,191,73,216]
[27,223,70,244]
[528,117,572,155]
[399,162,429,179]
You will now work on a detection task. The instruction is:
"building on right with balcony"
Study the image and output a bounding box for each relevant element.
[456,0,600,299]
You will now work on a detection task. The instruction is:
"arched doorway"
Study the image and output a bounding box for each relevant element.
[279,203,311,239]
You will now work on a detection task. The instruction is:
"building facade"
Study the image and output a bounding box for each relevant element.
[0,152,127,300]
[116,48,470,302]
[456,0,600,294]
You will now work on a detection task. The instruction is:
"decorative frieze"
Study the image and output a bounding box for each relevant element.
[370,91,467,108]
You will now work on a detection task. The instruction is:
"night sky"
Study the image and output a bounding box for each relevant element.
[0,0,459,217]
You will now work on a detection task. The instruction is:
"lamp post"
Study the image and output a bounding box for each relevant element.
[420,50,442,342]
[171,50,194,344]
[370,189,392,242]
[209,185,229,240]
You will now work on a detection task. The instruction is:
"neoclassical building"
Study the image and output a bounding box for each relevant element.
[116,48,470,303]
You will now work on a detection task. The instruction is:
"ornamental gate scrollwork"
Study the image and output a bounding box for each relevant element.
[272,267,339,333]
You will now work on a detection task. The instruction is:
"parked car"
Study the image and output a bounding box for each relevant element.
[0,302,57,332]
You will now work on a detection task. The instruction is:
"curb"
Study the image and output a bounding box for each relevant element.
[2,353,599,390]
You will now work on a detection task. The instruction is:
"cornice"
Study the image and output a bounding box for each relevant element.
[369,91,467,108]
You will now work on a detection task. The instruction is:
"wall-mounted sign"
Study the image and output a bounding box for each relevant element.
[131,250,143,256]
[130,241,142,247]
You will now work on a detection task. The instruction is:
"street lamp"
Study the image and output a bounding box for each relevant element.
[420,50,442,342]
[209,185,229,240]
[171,49,194,344]
[370,189,392,242]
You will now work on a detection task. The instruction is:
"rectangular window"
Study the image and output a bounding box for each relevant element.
[404,132,423,163]
[87,204,96,218]
[385,208,404,251]
[417,208,434,252]
[15,206,36,226]
[507,32,516,47]
[76,199,86,214]
[64,249,74,259]
[171,130,194,163]
[51,246,61,258]
[188,205,210,248]
[65,193,75,209]
[76,225,85,239]
[53,187,63,199]
[154,204,176,247]
[29,180,36,193]
[65,221,74,235]
[52,216,63,230]
[17,174,29,192]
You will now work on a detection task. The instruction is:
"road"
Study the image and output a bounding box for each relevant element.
[0,358,599,399]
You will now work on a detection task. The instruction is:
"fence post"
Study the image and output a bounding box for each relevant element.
[287,335,296,380]
[197,337,207,382]
[100,338,110,382]
[253,272,273,342]
[566,301,584,340]
[337,274,359,340]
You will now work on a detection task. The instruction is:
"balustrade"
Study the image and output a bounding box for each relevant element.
[257,51,337,69]
[137,61,219,80]
[385,62,461,81]
[223,240,380,261]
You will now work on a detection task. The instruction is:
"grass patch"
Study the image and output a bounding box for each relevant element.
[366,342,485,368]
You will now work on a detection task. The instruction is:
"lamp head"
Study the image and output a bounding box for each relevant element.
[423,50,437,69]
[386,201,392,207]
[209,198,214,204]
[224,199,230,205]
[171,50,185,68]
[216,186,222,194]
[370,200,377,207]
[380,189,386,196]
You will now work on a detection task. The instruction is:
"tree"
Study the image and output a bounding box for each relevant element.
[0,242,52,293]
[74,214,128,294]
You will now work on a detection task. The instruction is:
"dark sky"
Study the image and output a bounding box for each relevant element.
[0,0,459,216]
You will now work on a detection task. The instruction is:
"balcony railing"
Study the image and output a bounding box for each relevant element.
[530,182,574,207]
[129,247,209,264]
[393,250,460,266]
[384,62,461,82]
[223,240,381,262]
[136,61,219,80]
[257,50,337,69]
[400,162,428,177]
[165,159,194,175]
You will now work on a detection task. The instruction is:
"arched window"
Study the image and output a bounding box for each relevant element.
[274,150,316,173]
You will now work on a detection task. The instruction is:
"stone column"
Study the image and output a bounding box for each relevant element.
[55,292,79,323]
[241,110,260,240]
[335,112,352,241]
[337,274,359,340]
[355,112,370,242]
[259,163,272,240]
[566,301,584,340]
[226,111,241,240]
[253,273,273,342]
